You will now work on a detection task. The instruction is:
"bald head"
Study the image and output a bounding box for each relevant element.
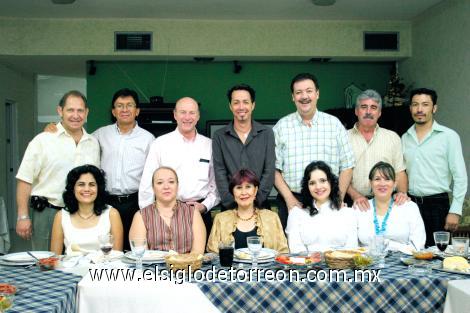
[173,97,200,137]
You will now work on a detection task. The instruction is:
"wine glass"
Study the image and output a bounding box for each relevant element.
[98,234,114,264]
[433,231,450,252]
[130,237,147,270]
[247,236,262,269]
[299,225,315,256]
[371,235,389,268]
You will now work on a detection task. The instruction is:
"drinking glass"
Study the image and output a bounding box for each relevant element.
[246,236,262,269]
[218,240,234,267]
[433,231,450,252]
[452,237,469,256]
[371,235,389,268]
[299,225,315,256]
[0,293,14,313]
[98,234,114,264]
[130,237,147,270]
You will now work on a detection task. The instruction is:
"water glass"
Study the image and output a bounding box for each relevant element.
[371,235,388,268]
[433,231,450,252]
[246,236,262,269]
[299,225,315,256]
[129,237,147,270]
[452,237,469,256]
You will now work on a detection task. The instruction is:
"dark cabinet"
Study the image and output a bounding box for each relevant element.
[137,102,176,137]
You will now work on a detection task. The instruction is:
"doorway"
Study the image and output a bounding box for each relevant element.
[4,100,18,228]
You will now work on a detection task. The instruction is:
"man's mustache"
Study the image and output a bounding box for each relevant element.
[362,114,374,119]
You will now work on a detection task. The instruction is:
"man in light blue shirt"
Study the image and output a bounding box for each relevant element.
[402,88,467,247]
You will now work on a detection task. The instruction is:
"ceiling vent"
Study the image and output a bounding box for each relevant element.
[364,32,399,51]
[115,32,152,51]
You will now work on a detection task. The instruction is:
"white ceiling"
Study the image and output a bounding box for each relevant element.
[0,0,444,77]
[0,0,443,20]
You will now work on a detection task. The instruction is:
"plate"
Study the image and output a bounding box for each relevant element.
[0,258,35,266]
[434,267,470,276]
[275,253,322,269]
[124,250,168,262]
[400,257,442,269]
[233,248,277,264]
[428,245,468,258]
[2,251,54,263]
[120,256,166,265]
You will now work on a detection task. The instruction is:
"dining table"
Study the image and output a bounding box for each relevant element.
[1,251,469,313]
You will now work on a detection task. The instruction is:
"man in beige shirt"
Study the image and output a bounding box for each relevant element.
[347,89,408,210]
[16,90,100,250]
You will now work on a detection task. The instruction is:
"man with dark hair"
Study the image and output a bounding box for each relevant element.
[347,89,408,210]
[16,90,100,250]
[212,84,275,210]
[93,88,154,250]
[402,88,467,247]
[273,73,355,229]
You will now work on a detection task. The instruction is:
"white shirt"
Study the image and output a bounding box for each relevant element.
[139,129,220,210]
[356,199,426,252]
[93,123,154,195]
[16,122,100,207]
[61,207,111,255]
[286,201,358,253]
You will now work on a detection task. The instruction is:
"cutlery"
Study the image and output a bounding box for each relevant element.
[26,251,41,262]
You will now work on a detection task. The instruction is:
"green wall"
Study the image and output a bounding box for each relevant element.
[87,61,393,134]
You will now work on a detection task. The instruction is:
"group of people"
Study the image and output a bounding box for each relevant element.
[15,72,467,256]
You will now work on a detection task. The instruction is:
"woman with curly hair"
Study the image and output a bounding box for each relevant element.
[50,164,123,255]
[286,161,357,253]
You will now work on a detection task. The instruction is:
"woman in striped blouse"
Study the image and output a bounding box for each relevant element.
[129,166,206,254]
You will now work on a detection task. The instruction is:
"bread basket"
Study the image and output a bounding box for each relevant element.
[164,253,202,271]
[324,250,360,269]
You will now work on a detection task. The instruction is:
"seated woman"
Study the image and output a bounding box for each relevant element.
[207,169,288,253]
[129,166,206,254]
[356,161,426,252]
[50,165,123,255]
[286,161,357,253]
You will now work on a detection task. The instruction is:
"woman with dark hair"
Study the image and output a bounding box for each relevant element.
[129,166,206,254]
[356,162,425,252]
[207,169,288,253]
[50,164,123,255]
[286,161,357,253]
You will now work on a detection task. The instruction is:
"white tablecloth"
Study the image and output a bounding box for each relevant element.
[77,267,220,313]
[444,279,470,313]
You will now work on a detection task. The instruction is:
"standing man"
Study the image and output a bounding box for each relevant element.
[93,88,154,250]
[347,89,408,210]
[139,97,219,234]
[273,73,355,229]
[16,90,100,250]
[402,88,467,247]
[212,84,275,210]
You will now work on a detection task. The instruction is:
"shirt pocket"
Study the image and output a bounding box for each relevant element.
[196,157,211,182]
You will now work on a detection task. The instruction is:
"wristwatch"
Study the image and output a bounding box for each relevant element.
[17,215,30,221]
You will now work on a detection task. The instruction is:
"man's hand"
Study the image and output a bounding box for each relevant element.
[187,202,207,214]
[393,192,410,206]
[286,195,302,212]
[43,122,58,133]
[444,213,460,232]
[16,219,32,240]
[353,196,370,211]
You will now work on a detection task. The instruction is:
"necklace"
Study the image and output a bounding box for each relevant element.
[372,198,393,235]
[236,209,256,221]
[77,211,94,220]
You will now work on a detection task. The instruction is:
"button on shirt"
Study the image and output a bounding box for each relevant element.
[139,129,219,210]
[273,111,355,193]
[16,122,100,207]
[93,123,154,195]
[402,121,467,215]
[348,124,406,196]
[212,120,275,207]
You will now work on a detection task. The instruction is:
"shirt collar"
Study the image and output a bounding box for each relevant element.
[313,200,332,212]
[114,121,139,135]
[407,120,444,138]
[56,122,91,139]
[294,110,319,126]
[175,127,198,143]
[225,120,261,138]
[352,122,380,135]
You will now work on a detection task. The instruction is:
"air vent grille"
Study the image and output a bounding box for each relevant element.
[115,32,152,51]
[364,32,399,51]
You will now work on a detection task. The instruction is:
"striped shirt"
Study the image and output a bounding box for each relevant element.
[273,110,355,193]
[348,124,406,196]
[140,201,194,253]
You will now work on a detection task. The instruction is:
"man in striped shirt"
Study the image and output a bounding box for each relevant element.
[273,73,355,229]
[347,89,409,210]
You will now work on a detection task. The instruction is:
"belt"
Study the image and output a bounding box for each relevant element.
[48,203,65,210]
[108,192,138,204]
[409,192,449,205]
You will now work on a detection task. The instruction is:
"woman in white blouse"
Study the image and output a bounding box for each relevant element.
[356,161,426,252]
[286,161,357,253]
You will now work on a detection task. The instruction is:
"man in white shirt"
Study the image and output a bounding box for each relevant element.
[93,88,154,250]
[139,97,219,235]
[16,90,100,250]
[347,89,409,210]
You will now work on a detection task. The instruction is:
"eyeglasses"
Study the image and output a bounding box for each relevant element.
[114,103,137,110]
